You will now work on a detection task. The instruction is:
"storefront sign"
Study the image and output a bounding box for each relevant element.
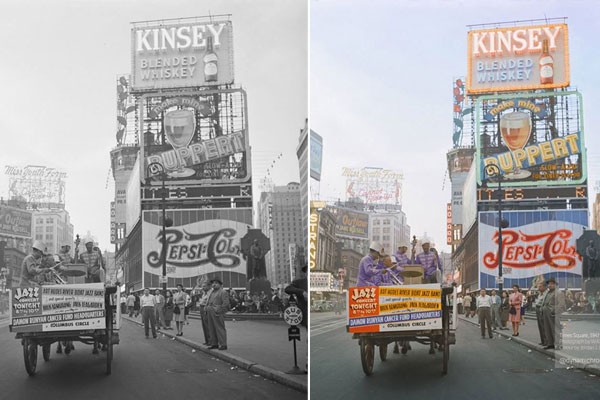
[131,19,234,90]
[467,23,569,94]
[446,204,453,245]
[9,283,106,333]
[478,209,586,289]
[347,284,442,333]
[310,130,323,181]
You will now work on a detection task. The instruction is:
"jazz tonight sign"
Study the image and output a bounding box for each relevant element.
[131,19,234,91]
[467,23,569,94]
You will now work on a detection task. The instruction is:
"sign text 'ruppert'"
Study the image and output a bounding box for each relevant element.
[135,24,227,52]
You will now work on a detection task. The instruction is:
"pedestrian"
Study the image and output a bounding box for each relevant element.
[521,291,528,325]
[541,277,566,349]
[134,292,141,317]
[463,292,472,317]
[198,280,213,345]
[469,292,477,318]
[154,289,165,329]
[477,288,493,338]
[184,291,192,324]
[457,295,464,315]
[140,288,157,339]
[164,290,174,329]
[535,281,548,346]
[206,278,230,350]
[126,292,135,317]
[490,289,501,330]
[509,284,524,336]
[120,294,127,314]
[356,242,382,286]
[500,291,510,329]
[173,284,188,336]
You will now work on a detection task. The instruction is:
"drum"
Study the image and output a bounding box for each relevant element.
[400,265,424,285]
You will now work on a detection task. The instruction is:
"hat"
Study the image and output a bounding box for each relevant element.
[32,240,46,253]
[369,241,382,253]
[210,278,223,285]
[398,242,409,248]
[421,238,431,245]
[546,277,557,284]
[84,237,94,245]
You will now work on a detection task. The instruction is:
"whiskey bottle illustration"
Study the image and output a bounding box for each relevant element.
[539,39,554,84]
[204,36,218,83]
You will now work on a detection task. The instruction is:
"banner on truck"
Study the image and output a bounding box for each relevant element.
[347,284,443,333]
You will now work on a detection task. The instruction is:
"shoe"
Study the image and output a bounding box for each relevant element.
[92,348,99,355]
[515,333,519,337]
[218,346,228,350]
[203,342,209,346]
[57,347,62,354]
[208,345,218,349]
[543,345,555,349]
[489,335,493,339]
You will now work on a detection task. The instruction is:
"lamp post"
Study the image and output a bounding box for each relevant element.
[485,164,507,295]
[146,162,170,296]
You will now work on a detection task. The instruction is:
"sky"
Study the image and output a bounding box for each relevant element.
[0,0,307,251]
[310,0,600,253]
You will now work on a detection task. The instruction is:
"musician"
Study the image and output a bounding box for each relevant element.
[412,239,440,284]
[393,242,411,283]
[21,241,51,286]
[79,237,105,283]
[356,242,382,287]
[58,243,73,264]
[379,255,402,286]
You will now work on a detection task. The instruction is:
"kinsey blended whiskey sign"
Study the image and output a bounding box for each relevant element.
[467,23,569,94]
[476,91,585,187]
[131,18,234,90]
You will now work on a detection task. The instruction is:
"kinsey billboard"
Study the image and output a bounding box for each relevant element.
[141,208,251,289]
[139,88,250,185]
[328,206,369,239]
[347,284,443,333]
[476,91,585,188]
[0,205,32,238]
[467,23,569,94]
[131,18,234,91]
[9,284,107,333]
[478,209,587,290]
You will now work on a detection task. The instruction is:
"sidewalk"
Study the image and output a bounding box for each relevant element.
[123,313,307,393]
[459,313,600,376]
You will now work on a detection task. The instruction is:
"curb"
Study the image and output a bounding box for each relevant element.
[124,317,307,393]
[458,316,600,377]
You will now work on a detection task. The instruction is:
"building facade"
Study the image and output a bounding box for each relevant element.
[258,182,303,289]
[297,120,308,251]
[32,209,74,255]
[368,210,410,255]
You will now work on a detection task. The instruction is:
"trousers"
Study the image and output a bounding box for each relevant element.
[206,307,227,347]
[535,306,547,345]
[478,307,493,337]
[490,304,501,328]
[142,307,156,337]
[200,305,211,344]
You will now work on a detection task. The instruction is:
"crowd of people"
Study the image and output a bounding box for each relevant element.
[456,277,577,350]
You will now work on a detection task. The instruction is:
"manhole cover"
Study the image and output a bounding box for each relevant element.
[167,368,210,374]
[503,368,550,374]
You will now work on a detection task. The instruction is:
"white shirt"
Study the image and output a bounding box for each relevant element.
[140,294,156,308]
[477,295,493,308]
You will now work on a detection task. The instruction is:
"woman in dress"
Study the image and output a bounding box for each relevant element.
[173,284,188,336]
[163,290,174,330]
[509,284,524,336]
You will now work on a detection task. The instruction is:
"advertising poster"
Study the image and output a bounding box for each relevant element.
[310,272,333,292]
[467,23,569,94]
[329,207,369,239]
[0,205,32,238]
[476,91,585,188]
[347,284,442,333]
[479,209,587,290]
[10,283,106,333]
[310,130,323,181]
[142,209,251,289]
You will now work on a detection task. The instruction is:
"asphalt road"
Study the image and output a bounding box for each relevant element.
[0,318,304,400]
[310,312,600,400]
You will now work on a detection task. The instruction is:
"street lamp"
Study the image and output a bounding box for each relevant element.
[146,162,172,296]
[485,164,508,295]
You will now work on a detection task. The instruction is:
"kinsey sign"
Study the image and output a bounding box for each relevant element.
[467,23,569,93]
[131,19,234,90]
[478,210,586,289]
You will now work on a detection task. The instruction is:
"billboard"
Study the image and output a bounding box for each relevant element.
[467,23,569,94]
[131,19,234,91]
[309,207,320,270]
[343,167,403,205]
[141,208,252,289]
[0,205,32,238]
[478,209,587,290]
[4,165,67,206]
[347,284,443,333]
[310,130,323,181]
[328,206,369,239]
[139,88,250,185]
[476,91,585,188]
[310,271,333,291]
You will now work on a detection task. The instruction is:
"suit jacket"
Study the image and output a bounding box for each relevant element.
[207,288,230,315]
[541,288,566,316]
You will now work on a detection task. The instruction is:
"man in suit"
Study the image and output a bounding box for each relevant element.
[541,277,566,349]
[535,281,548,346]
[206,278,230,350]
[490,289,501,330]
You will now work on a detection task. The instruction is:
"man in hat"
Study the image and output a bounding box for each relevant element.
[206,278,230,350]
[540,277,566,349]
[79,236,105,283]
[413,239,440,284]
[198,280,213,345]
[356,242,382,287]
[393,242,411,283]
[585,240,599,279]
[21,241,51,286]
[535,280,549,346]
[58,243,73,264]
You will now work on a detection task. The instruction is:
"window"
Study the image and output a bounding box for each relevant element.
[46,218,53,224]
[46,226,53,232]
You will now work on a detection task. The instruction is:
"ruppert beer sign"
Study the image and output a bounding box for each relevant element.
[467,23,569,94]
[131,18,234,90]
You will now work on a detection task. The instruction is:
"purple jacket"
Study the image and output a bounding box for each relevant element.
[356,254,380,287]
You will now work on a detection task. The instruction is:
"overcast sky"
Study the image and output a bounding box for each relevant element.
[0,0,307,251]
[311,0,600,252]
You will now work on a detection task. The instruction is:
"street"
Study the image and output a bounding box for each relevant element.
[310,312,600,400]
[0,318,303,400]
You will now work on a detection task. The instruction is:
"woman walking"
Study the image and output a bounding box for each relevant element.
[164,290,174,330]
[509,284,524,336]
[173,284,188,336]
